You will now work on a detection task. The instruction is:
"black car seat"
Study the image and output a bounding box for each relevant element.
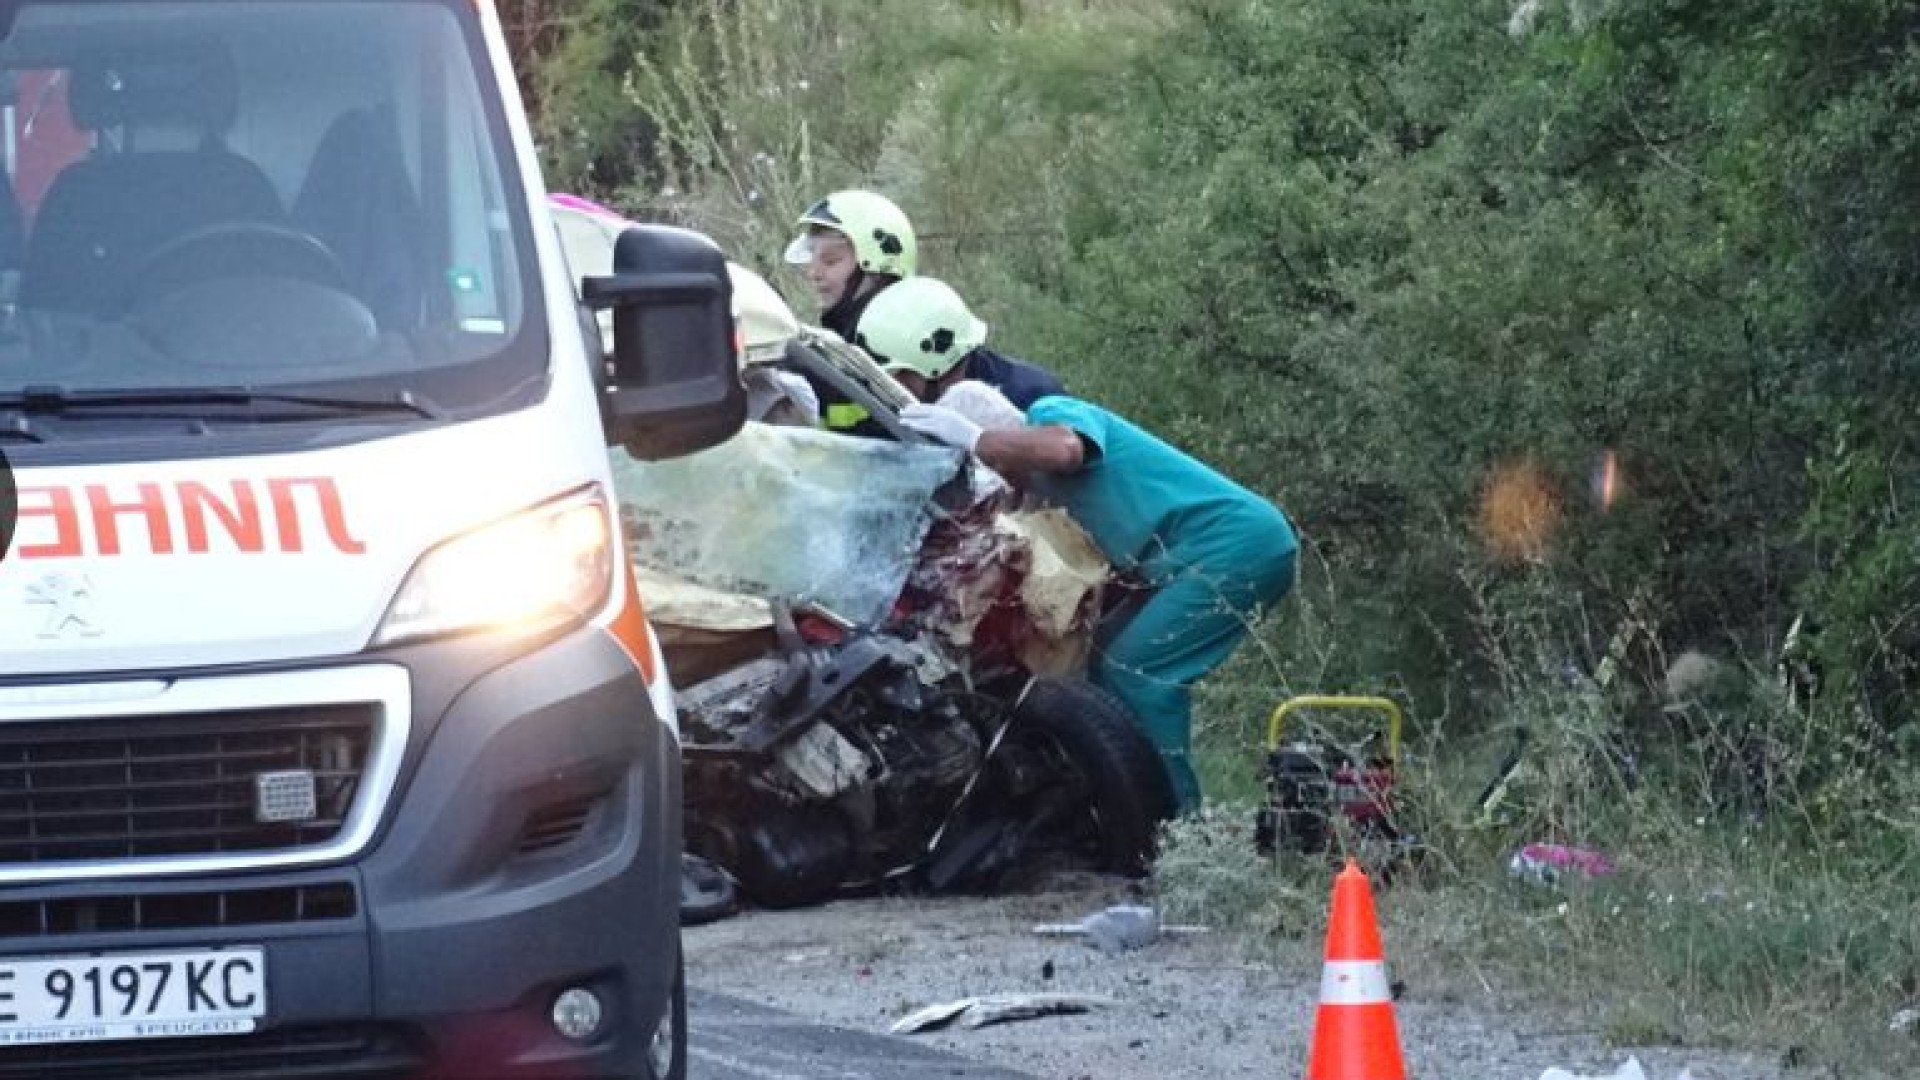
[18,41,285,318]
[291,104,428,333]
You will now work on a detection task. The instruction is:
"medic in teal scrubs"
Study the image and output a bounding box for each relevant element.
[858,279,1300,812]
[1010,395,1298,811]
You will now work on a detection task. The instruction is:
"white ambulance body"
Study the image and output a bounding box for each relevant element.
[0,3,742,1078]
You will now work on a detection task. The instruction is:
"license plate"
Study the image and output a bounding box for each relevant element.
[0,948,266,1046]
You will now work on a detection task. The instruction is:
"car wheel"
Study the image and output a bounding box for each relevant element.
[680,852,739,926]
[1008,676,1175,876]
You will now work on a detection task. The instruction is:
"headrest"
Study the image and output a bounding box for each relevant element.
[68,40,238,133]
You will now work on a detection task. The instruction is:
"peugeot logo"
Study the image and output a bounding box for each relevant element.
[27,573,103,639]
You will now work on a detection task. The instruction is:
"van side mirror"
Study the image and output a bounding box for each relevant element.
[582,223,746,460]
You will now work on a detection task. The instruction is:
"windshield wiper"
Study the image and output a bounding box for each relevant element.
[2,385,444,422]
[0,416,44,443]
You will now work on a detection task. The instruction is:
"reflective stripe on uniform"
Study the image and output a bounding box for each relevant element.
[825,402,871,429]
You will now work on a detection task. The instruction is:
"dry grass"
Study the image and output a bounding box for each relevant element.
[1161,657,1920,1079]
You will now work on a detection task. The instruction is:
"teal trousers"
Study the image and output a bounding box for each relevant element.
[1094,539,1297,814]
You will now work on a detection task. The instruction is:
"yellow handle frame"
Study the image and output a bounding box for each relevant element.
[1265,695,1403,765]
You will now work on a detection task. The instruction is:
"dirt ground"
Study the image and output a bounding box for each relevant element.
[684,875,1787,1080]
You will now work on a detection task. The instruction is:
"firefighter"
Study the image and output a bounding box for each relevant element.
[783,193,1065,433]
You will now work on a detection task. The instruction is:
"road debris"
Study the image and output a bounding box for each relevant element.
[1892,1006,1919,1035]
[1509,842,1616,886]
[1031,905,1208,953]
[1537,1058,1699,1080]
[888,992,1116,1034]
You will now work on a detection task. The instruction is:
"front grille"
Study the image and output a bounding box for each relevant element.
[0,882,357,938]
[0,1023,422,1079]
[0,706,375,863]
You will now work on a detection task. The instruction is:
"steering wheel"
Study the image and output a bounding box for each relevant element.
[123,222,378,368]
[130,221,350,304]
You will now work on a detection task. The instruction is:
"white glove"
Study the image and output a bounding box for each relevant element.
[898,402,984,451]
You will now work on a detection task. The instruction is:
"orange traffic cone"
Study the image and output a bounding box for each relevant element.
[1306,859,1406,1080]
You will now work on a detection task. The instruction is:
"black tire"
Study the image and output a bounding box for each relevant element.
[679,852,740,926]
[641,940,688,1080]
[1010,676,1176,876]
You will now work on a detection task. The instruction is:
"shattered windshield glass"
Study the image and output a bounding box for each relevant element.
[610,422,967,626]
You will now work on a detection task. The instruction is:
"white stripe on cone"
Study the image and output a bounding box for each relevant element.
[1319,959,1392,1006]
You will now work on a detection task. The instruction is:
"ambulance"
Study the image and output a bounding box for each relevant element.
[0,1,742,1077]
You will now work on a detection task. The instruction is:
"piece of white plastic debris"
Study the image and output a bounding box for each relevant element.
[889,997,975,1034]
[1538,1056,1647,1080]
[1892,1006,1920,1035]
[888,993,1115,1034]
[1030,905,1208,952]
[1083,905,1158,952]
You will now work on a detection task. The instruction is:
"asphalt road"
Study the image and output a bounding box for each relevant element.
[689,989,1036,1080]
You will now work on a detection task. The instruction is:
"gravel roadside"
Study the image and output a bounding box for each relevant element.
[683,877,1786,1080]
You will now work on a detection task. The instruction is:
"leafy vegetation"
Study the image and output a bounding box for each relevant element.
[504,0,1920,1070]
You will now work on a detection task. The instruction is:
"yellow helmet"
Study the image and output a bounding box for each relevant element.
[782,189,917,277]
[852,277,988,380]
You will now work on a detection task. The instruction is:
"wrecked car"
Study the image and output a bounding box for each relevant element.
[554,196,1174,913]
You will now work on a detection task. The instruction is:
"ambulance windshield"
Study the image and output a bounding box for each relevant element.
[0,0,543,419]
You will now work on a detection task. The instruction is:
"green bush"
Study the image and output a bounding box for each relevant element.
[511,0,1920,1068]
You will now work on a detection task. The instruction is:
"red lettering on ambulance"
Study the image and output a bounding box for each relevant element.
[87,483,174,555]
[10,477,365,557]
[178,481,267,554]
[267,478,367,555]
[15,486,83,558]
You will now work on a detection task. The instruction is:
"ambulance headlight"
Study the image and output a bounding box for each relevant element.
[373,486,614,647]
